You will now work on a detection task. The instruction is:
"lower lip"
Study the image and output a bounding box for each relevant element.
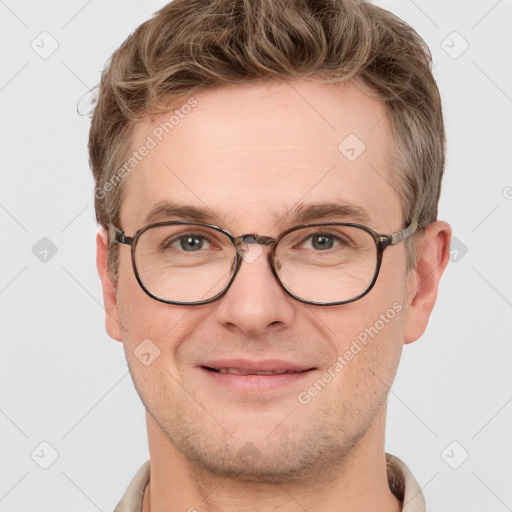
[200,367,315,393]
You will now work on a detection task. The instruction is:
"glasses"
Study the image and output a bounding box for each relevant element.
[109,220,418,306]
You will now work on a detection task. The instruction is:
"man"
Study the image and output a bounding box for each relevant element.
[89,0,451,510]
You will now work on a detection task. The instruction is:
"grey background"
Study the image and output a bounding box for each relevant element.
[0,0,511,510]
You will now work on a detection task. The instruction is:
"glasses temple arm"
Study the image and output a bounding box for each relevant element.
[108,224,132,245]
[388,220,419,245]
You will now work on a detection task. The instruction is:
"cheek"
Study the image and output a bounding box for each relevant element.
[115,257,173,372]
[115,256,206,375]
[116,250,167,337]
[309,253,408,393]
[317,301,405,419]
[115,285,191,412]
[319,297,405,369]
[318,257,407,354]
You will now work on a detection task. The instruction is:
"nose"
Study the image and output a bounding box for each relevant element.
[214,243,296,336]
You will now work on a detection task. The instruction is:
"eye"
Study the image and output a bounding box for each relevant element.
[302,233,343,251]
[165,233,214,252]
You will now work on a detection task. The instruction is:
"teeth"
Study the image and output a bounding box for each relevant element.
[217,368,296,375]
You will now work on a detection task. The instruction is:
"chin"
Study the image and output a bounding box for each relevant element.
[155,405,363,484]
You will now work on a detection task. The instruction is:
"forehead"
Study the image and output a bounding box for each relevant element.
[120,80,402,233]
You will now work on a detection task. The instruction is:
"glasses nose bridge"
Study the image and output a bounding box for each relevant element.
[231,233,281,291]
[234,233,277,250]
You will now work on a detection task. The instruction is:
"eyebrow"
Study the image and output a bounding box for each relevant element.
[143,202,216,225]
[285,202,371,225]
[142,200,371,228]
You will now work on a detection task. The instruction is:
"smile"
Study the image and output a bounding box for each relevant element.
[204,367,309,376]
[199,359,316,393]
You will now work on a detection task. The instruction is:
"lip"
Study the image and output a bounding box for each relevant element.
[199,359,316,393]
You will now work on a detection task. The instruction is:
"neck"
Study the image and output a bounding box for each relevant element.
[142,407,401,512]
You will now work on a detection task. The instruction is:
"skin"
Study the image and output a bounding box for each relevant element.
[96,80,451,511]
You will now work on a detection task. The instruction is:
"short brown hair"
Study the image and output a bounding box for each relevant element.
[89,0,445,280]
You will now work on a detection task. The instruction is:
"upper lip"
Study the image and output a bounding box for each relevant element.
[201,359,315,374]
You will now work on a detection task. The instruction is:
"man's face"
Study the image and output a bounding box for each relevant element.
[104,80,415,480]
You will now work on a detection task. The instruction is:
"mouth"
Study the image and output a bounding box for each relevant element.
[199,359,316,393]
[203,367,311,376]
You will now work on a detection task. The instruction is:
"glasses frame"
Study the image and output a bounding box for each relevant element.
[108,220,418,307]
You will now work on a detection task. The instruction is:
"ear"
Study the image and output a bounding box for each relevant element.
[96,228,122,341]
[403,220,451,344]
